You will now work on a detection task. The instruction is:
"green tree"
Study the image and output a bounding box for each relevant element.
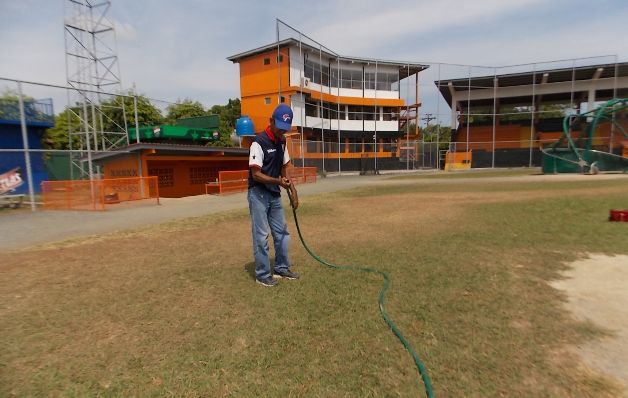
[420,124,452,150]
[164,99,205,124]
[537,103,568,119]
[499,103,568,122]
[42,92,163,150]
[421,124,452,142]
[207,98,240,147]
[0,89,22,121]
[0,89,49,123]
[100,91,163,132]
[43,108,81,150]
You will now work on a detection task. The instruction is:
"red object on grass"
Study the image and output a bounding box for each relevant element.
[609,209,628,222]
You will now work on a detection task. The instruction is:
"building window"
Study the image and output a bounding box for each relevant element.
[330,67,339,87]
[277,55,283,63]
[376,71,399,91]
[304,58,330,86]
[340,69,363,90]
[330,104,345,120]
[189,167,218,185]
[321,65,329,86]
[360,71,400,90]
[304,59,320,84]
[363,106,376,121]
[321,102,330,119]
[305,98,318,117]
[148,168,174,188]
[264,97,271,105]
[280,96,285,103]
[348,105,362,120]
[383,107,395,121]
[365,72,376,90]
[263,57,270,65]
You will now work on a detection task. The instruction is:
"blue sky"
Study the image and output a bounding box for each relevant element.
[1,0,627,115]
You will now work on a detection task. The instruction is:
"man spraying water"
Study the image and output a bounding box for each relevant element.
[247,104,300,287]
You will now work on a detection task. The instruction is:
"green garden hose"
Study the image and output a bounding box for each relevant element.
[285,188,435,398]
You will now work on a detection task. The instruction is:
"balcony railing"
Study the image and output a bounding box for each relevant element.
[0,98,54,126]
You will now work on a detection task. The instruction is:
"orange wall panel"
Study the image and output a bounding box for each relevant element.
[241,95,286,135]
[238,47,406,130]
[239,48,291,134]
[539,132,563,144]
[103,154,141,178]
[456,125,528,150]
[520,127,533,148]
[455,119,628,152]
[239,48,290,97]
[146,159,248,198]
[307,89,404,107]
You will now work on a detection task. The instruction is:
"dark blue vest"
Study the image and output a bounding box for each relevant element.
[248,131,286,196]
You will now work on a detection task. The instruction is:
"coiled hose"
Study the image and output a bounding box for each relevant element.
[285,188,435,397]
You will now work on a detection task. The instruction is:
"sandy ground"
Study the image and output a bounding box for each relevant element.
[552,254,628,397]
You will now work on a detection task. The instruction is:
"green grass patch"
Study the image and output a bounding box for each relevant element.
[1,176,627,396]
[390,167,541,180]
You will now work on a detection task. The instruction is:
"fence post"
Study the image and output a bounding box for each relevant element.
[99,180,105,211]
[17,82,36,211]
[133,90,145,198]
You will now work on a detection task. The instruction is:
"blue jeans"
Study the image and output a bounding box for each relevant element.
[248,186,291,280]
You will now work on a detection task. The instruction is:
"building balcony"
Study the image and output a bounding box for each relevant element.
[300,116,399,132]
[0,98,54,127]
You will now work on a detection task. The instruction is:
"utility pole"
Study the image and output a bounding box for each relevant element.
[421,113,436,126]
[421,113,437,169]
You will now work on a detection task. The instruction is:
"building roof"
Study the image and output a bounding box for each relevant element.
[227,38,429,77]
[437,62,628,107]
[90,142,249,162]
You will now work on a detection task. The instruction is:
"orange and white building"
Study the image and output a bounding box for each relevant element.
[228,39,428,172]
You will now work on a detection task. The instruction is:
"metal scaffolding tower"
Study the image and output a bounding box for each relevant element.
[64,0,128,179]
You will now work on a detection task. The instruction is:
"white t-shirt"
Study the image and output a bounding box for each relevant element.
[249,141,290,169]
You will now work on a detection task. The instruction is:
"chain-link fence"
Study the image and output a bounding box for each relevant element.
[275,19,626,173]
[0,77,148,210]
[287,138,443,173]
[3,22,627,209]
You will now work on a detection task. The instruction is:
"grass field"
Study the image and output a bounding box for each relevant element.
[2,174,628,397]
[390,167,541,180]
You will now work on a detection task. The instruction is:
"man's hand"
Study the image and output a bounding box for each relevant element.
[289,182,299,210]
[279,177,291,190]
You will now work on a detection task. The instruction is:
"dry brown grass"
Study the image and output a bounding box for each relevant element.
[1,177,628,396]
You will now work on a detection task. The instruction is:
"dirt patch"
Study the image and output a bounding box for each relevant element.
[552,254,628,397]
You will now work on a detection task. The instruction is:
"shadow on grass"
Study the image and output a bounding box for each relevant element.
[244,261,256,280]
[244,259,288,281]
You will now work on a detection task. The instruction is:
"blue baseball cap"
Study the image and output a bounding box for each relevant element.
[272,104,293,131]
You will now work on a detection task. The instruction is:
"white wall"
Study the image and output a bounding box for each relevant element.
[364,89,398,99]
[290,93,305,126]
[289,46,304,87]
[303,117,399,132]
